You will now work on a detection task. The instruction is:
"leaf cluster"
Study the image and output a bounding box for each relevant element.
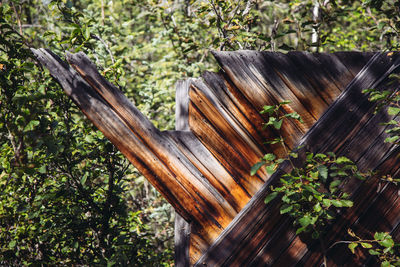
[265,152,365,238]
[347,230,400,267]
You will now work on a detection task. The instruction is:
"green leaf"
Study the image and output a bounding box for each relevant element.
[273,119,283,130]
[368,249,381,255]
[388,107,400,116]
[336,156,352,164]
[280,204,293,214]
[84,26,91,40]
[313,202,322,212]
[322,199,331,208]
[329,180,341,190]
[251,161,265,176]
[265,163,277,174]
[379,238,394,248]
[381,261,391,267]
[348,242,358,254]
[80,173,88,185]
[261,105,275,115]
[385,136,399,143]
[24,120,40,132]
[263,153,276,161]
[9,240,16,249]
[279,100,291,105]
[284,112,301,120]
[360,242,373,248]
[299,215,312,227]
[374,232,386,240]
[331,199,343,207]
[340,200,353,207]
[264,192,278,204]
[296,226,306,235]
[317,165,328,182]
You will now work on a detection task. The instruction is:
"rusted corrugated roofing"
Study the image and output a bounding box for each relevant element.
[32,49,400,266]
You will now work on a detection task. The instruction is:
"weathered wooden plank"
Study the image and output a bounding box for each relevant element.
[262,52,330,120]
[312,53,358,91]
[169,131,251,212]
[188,100,264,196]
[269,53,400,266]
[175,80,192,131]
[201,71,286,159]
[301,148,400,266]
[190,79,267,180]
[174,80,191,267]
[175,214,191,267]
[286,51,343,102]
[334,52,376,77]
[216,71,290,153]
[195,52,400,266]
[32,48,200,223]
[67,52,239,229]
[212,51,307,146]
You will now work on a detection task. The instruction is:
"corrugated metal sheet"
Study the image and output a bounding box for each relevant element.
[32,48,400,266]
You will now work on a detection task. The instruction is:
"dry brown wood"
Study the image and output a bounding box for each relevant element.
[213,51,309,142]
[195,52,400,266]
[35,47,391,266]
[190,80,266,180]
[188,101,264,196]
[174,80,191,267]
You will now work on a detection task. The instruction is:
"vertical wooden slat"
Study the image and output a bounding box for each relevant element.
[174,80,191,267]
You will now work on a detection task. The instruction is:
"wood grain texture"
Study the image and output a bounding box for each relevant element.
[34,48,389,266]
[195,52,400,266]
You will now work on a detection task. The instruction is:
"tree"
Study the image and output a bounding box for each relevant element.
[1,0,400,265]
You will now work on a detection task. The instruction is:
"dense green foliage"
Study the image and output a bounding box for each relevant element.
[1,0,400,265]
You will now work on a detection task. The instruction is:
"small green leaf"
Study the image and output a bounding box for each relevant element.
[317,165,328,182]
[296,226,306,235]
[340,200,353,207]
[9,240,16,249]
[381,261,391,267]
[261,105,275,115]
[322,199,331,207]
[313,202,322,212]
[385,136,399,143]
[264,191,278,204]
[24,120,40,132]
[273,119,283,130]
[379,238,394,248]
[251,161,265,176]
[336,156,352,164]
[279,100,291,105]
[80,173,88,185]
[299,215,312,227]
[388,107,400,116]
[329,180,341,191]
[38,165,46,174]
[360,242,373,248]
[348,242,358,254]
[265,137,282,144]
[368,249,380,255]
[280,204,293,214]
[331,199,343,207]
[265,163,277,174]
[263,153,276,161]
[84,26,91,40]
[374,232,386,240]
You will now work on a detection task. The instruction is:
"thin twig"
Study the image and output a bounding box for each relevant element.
[91,34,115,64]
[11,2,23,35]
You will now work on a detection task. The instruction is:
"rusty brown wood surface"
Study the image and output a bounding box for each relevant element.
[195,52,400,266]
[33,48,393,266]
